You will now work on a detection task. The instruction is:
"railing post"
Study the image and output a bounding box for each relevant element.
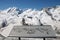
[43,38,45,40]
[18,37,21,40]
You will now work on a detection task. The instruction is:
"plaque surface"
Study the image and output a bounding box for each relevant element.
[9,25,56,38]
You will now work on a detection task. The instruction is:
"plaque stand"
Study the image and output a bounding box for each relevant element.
[0,25,56,40]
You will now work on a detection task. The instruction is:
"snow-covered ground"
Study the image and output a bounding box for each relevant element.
[0,6,60,38]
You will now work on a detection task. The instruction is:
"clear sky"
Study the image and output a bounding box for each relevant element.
[0,0,60,10]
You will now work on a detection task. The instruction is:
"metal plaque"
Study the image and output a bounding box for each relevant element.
[9,25,56,38]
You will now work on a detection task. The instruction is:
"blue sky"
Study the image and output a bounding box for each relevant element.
[0,0,60,10]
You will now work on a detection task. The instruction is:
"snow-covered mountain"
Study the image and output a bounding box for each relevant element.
[0,6,60,34]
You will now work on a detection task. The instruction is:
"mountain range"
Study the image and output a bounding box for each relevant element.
[0,6,60,34]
